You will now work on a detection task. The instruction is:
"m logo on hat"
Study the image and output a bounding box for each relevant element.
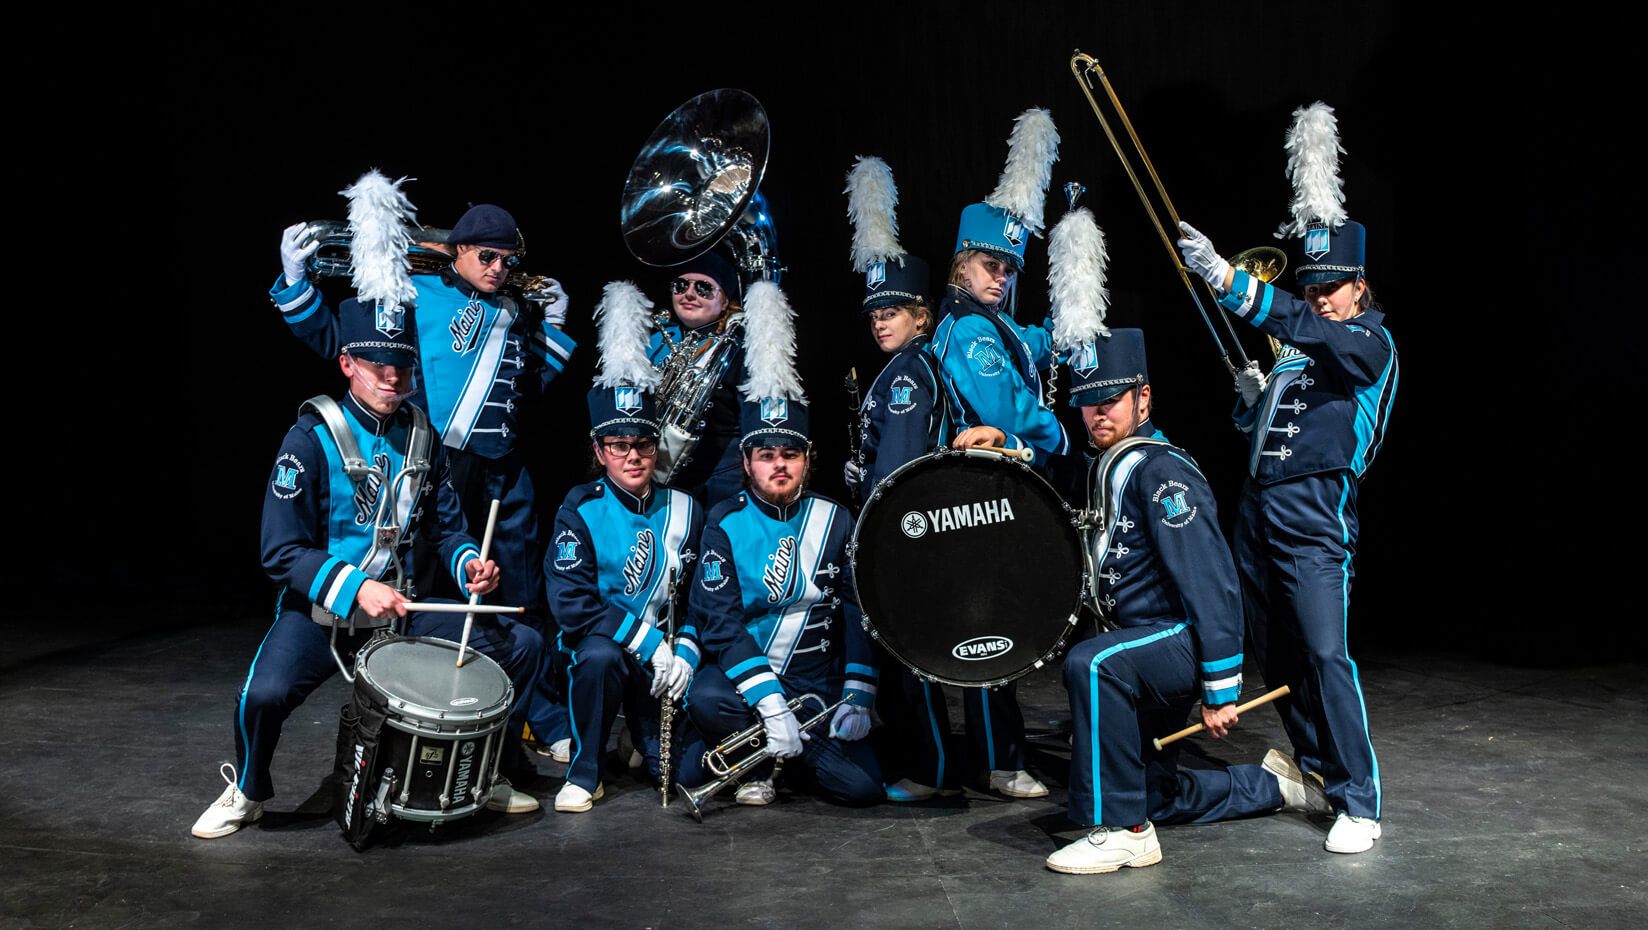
[615,386,643,414]
[1304,225,1330,261]
[760,397,788,426]
[866,262,887,291]
[376,302,404,338]
[1002,217,1026,247]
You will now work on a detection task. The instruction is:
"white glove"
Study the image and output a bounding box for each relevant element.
[538,277,569,328]
[843,459,863,495]
[663,654,693,703]
[648,641,675,698]
[1235,360,1268,407]
[828,702,871,742]
[280,222,320,288]
[755,693,805,759]
[1176,221,1230,293]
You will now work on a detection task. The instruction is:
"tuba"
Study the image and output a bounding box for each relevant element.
[618,88,784,484]
[296,221,568,318]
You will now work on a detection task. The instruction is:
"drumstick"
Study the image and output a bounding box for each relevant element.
[404,602,524,615]
[968,445,1036,463]
[1152,684,1291,751]
[456,498,502,667]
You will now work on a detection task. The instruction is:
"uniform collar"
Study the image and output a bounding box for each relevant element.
[342,391,395,436]
[940,285,994,320]
[440,264,489,301]
[744,488,805,522]
[603,478,654,514]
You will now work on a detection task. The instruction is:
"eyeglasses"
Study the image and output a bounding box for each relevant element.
[474,249,521,270]
[601,439,658,457]
[670,278,720,299]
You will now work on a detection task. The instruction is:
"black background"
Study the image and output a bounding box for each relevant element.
[18,5,1639,664]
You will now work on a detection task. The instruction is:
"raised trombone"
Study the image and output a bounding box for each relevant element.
[1067,51,1288,372]
[677,693,846,822]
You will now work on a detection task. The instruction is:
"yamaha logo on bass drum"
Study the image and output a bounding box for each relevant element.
[900,497,1017,539]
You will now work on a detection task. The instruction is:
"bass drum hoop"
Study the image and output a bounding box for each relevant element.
[850,449,1085,687]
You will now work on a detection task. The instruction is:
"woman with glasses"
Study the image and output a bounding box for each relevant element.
[646,252,748,506]
[544,384,705,812]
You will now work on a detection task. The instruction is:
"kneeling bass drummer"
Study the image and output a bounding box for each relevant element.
[192,301,545,839]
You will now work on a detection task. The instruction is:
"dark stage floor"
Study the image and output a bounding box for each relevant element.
[2,610,1643,929]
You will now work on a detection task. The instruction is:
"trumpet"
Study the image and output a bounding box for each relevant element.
[1068,51,1285,375]
[677,693,846,822]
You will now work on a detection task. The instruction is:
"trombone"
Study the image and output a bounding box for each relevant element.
[677,693,845,822]
[1068,51,1287,372]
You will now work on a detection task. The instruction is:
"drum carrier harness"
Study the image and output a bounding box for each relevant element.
[1080,434,1169,626]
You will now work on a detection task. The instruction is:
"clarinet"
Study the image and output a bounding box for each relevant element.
[844,368,864,503]
[657,568,680,808]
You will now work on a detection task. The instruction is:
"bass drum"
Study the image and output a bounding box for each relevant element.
[851,450,1086,687]
[353,636,513,823]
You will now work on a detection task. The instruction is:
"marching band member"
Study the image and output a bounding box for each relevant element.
[545,284,704,813]
[194,300,544,839]
[270,192,578,759]
[677,283,882,808]
[929,110,1070,799]
[1176,102,1398,854]
[647,251,748,507]
[1045,329,1321,874]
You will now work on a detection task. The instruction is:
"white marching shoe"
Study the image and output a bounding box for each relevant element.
[191,764,262,839]
[485,776,540,813]
[554,781,604,813]
[734,777,776,806]
[1045,823,1163,874]
[1262,749,1331,814]
[1325,811,1382,854]
[989,769,1049,799]
[530,738,572,763]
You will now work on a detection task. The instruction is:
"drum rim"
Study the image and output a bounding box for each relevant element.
[849,448,1087,686]
[355,635,514,723]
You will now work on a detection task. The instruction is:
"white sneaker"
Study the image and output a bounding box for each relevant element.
[734,778,776,806]
[1325,811,1381,853]
[485,777,540,813]
[1262,749,1331,814]
[615,729,644,769]
[531,737,572,763]
[191,764,262,839]
[1046,823,1163,874]
[989,769,1049,799]
[554,781,604,813]
[884,778,962,803]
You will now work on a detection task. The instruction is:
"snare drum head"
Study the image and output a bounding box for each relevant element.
[853,452,1084,686]
[356,637,512,724]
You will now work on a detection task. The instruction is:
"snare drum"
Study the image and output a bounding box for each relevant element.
[851,450,1086,687]
[352,636,513,823]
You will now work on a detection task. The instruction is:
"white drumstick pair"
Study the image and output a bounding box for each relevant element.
[456,499,502,668]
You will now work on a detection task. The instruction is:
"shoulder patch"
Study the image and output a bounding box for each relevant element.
[552,529,584,571]
[271,452,305,500]
[699,548,730,591]
[1152,479,1198,528]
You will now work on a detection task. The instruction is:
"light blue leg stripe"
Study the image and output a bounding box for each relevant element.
[923,680,946,785]
[564,647,587,779]
[234,599,286,794]
[1086,623,1188,825]
[979,689,997,771]
[1337,475,1380,817]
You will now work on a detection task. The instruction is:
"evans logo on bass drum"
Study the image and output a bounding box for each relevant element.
[952,636,1013,661]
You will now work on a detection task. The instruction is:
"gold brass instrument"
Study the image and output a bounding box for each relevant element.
[1068,51,1264,374]
[1229,246,1290,360]
[297,220,568,317]
[619,89,783,484]
[677,693,846,822]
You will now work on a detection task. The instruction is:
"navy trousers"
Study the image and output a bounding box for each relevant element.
[1064,620,1280,828]
[1236,472,1382,819]
[562,634,660,791]
[679,666,881,806]
[232,600,544,802]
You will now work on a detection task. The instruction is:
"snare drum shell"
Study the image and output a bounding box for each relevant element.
[851,451,1085,687]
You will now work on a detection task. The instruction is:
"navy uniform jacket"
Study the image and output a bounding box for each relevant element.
[1218,270,1399,483]
[931,288,1069,464]
[689,490,877,710]
[546,478,706,666]
[1085,423,1244,705]
[270,268,577,459]
[856,334,945,492]
[261,392,481,617]
[647,321,746,493]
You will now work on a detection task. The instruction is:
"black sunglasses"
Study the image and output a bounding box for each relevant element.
[670,278,720,299]
[475,249,521,269]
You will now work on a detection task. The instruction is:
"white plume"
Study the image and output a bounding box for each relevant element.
[1047,207,1110,349]
[1276,102,1348,239]
[845,155,905,272]
[342,170,418,308]
[592,281,660,390]
[985,108,1060,236]
[739,281,806,403]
